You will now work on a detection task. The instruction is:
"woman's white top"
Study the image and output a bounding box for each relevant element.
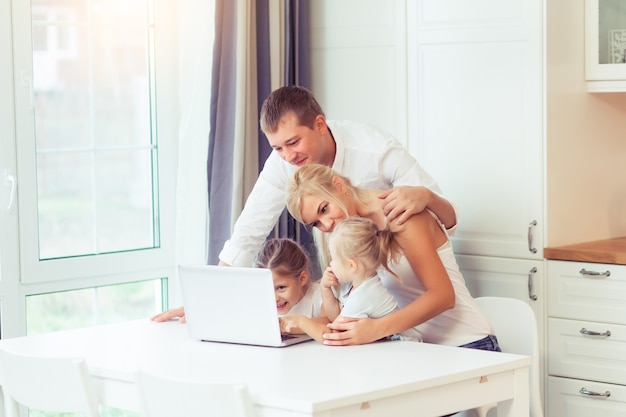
[380,240,494,347]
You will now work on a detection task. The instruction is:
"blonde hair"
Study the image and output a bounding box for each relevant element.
[286,164,399,273]
[285,164,366,224]
[286,164,368,269]
[329,217,402,280]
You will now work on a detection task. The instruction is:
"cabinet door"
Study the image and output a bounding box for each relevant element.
[548,376,626,417]
[549,317,626,385]
[407,0,543,260]
[585,0,626,83]
[457,255,544,311]
[547,261,626,325]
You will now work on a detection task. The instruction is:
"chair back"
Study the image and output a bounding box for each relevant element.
[136,370,257,417]
[0,349,101,417]
[474,296,544,417]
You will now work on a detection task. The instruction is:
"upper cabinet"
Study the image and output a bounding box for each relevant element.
[407,0,544,261]
[585,0,626,92]
[310,0,543,261]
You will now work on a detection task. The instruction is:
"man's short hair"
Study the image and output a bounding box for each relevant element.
[260,86,325,134]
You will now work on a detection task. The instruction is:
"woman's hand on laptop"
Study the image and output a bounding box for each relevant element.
[151,307,186,323]
[323,317,380,345]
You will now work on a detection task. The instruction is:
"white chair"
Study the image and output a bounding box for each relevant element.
[136,370,257,417]
[471,296,544,417]
[0,349,101,417]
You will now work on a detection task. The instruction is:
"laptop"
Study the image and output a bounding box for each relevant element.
[178,264,313,347]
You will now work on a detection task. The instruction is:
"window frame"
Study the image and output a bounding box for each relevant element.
[0,0,180,338]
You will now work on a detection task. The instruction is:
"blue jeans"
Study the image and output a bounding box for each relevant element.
[441,335,502,417]
[459,334,501,352]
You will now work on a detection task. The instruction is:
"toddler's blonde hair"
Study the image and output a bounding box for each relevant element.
[329,216,402,280]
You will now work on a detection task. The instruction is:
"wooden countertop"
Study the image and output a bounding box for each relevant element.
[544,237,626,265]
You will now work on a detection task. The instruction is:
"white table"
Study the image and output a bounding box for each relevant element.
[0,320,530,417]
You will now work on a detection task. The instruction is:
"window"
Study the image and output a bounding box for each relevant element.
[26,279,165,335]
[1,0,179,338]
[31,1,158,260]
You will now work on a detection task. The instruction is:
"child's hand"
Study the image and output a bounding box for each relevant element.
[320,267,339,289]
[151,307,186,323]
[279,315,303,334]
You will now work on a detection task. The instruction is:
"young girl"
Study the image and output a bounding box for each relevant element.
[151,238,322,322]
[280,216,422,342]
[253,237,322,317]
[285,163,500,351]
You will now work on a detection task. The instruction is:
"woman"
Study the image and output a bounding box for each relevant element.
[285,163,499,350]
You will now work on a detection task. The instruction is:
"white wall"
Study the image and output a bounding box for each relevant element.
[309,0,408,147]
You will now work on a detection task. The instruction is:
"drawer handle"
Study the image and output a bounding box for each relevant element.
[527,267,538,301]
[580,328,611,337]
[579,268,611,278]
[579,387,611,398]
[527,220,537,254]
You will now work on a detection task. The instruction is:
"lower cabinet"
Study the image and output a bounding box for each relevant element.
[457,255,545,309]
[548,318,626,384]
[548,376,626,417]
[547,260,626,416]
[456,254,545,412]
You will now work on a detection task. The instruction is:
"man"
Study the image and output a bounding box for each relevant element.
[219,85,457,267]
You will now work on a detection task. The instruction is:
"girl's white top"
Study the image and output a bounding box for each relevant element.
[280,281,322,318]
[336,275,422,342]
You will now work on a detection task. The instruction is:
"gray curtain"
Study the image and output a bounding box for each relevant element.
[281,0,319,276]
[207,0,237,264]
[207,0,313,267]
[267,0,312,245]
[255,0,272,170]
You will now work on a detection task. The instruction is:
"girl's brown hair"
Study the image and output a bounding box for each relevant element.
[253,238,311,282]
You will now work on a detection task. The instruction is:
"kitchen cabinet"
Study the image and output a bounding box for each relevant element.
[457,255,544,319]
[545,259,626,416]
[585,0,626,92]
[310,1,625,415]
[408,0,544,262]
[405,1,546,411]
[548,376,626,417]
[312,0,546,413]
[310,0,545,368]
[312,0,544,260]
